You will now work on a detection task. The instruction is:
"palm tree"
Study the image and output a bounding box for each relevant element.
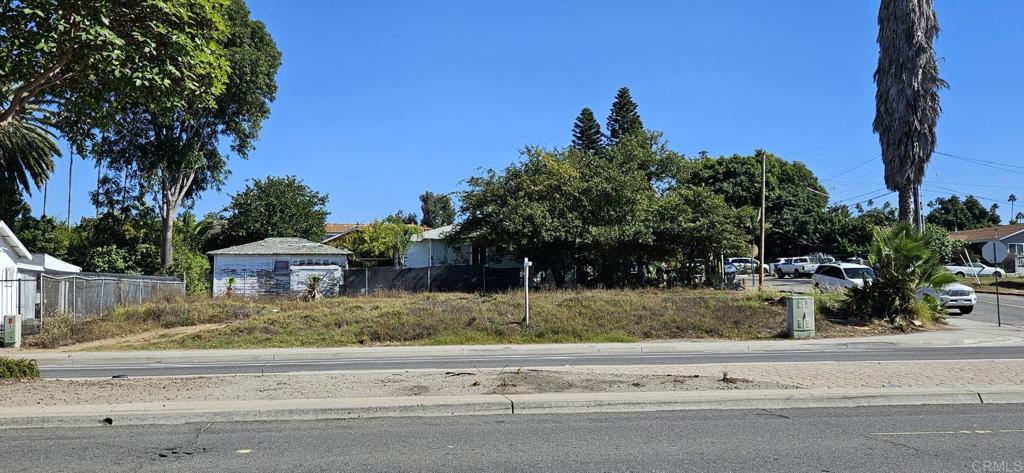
[0,92,59,194]
[1010,194,1017,223]
[873,0,947,224]
[851,223,956,324]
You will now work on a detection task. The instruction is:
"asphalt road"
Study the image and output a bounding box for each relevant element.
[39,345,1024,379]
[4,404,1023,472]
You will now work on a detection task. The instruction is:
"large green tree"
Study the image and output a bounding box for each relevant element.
[456,132,680,287]
[570,107,604,153]
[91,0,281,268]
[674,150,829,258]
[606,87,644,145]
[925,195,1001,231]
[419,191,455,228]
[654,187,752,287]
[0,0,230,131]
[219,176,330,246]
[873,0,946,223]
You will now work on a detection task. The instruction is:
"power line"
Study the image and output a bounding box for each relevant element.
[824,154,881,181]
[831,187,890,204]
[935,151,1024,175]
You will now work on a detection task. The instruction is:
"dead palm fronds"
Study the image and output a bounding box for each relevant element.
[873,0,947,222]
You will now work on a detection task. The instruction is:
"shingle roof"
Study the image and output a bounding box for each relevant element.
[208,238,352,256]
[948,224,1024,243]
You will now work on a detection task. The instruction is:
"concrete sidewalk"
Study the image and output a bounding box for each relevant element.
[8,317,1024,366]
[3,358,1024,428]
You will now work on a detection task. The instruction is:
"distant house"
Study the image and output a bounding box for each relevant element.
[402,225,519,269]
[321,223,364,244]
[403,225,472,268]
[0,221,81,320]
[208,238,352,297]
[949,224,1024,272]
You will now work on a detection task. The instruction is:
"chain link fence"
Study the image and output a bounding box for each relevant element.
[341,265,522,295]
[40,272,186,320]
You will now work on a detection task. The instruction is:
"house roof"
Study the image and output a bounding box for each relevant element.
[0,220,31,259]
[208,237,353,256]
[324,223,363,235]
[411,224,456,242]
[948,224,1024,243]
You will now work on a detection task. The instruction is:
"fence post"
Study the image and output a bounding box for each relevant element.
[364,267,369,295]
[427,266,431,293]
[139,280,143,304]
[72,277,77,317]
[482,265,486,293]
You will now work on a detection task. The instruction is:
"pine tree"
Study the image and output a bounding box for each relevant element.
[570,107,604,153]
[606,87,644,144]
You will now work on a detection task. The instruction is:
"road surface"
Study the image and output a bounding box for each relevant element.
[4,404,1022,472]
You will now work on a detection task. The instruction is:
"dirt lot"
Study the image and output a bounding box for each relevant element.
[0,367,793,407]
[5,359,1021,407]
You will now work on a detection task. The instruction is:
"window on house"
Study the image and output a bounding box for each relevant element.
[1010,243,1024,255]
[273,260,290,274]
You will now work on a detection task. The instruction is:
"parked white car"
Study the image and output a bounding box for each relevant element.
[916,283,977,314]
[945,262,1004,278]
[811,263,875,290]
[726,257,768,274]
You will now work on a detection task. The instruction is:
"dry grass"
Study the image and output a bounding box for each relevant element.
[26,289,895,351]
[958,276,1024,296]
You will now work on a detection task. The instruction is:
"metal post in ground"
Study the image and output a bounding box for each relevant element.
[996,272,1002,327]
[364,267,369,295]
[522,257,532,325]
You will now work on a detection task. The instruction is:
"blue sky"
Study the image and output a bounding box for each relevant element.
[28,1,1024,224]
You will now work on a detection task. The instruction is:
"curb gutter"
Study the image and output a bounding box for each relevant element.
[2,387,1022,429]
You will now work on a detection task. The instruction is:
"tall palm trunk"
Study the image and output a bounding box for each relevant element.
[873,0,947,225]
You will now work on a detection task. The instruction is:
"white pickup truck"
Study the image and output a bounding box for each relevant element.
[775,255,835,278]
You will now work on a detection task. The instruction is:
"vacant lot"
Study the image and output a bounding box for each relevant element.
[26,289,894,350]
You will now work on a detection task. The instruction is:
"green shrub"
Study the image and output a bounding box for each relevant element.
[849,223,956,324]
[0,357,39,379]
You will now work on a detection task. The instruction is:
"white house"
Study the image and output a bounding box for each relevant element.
[403,225,472,268]
[0,221,82,320]
[208,237,352,297]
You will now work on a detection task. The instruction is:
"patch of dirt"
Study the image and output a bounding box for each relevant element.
[60,324,227,351]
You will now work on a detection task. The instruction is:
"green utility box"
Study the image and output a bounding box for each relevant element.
[785,295,815,339]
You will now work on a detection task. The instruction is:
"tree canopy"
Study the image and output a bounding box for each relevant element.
[925,195,1001,231]
[219,175,329,246]
[0,0,231,134]
[419,191,455,228]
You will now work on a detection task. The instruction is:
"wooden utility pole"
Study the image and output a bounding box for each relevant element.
[758,152,766,290]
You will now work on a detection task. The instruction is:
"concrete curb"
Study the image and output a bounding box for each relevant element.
[2,387,1022,429]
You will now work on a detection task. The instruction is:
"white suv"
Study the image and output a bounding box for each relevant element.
[811,263,875,291]
[916,283,977,314]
